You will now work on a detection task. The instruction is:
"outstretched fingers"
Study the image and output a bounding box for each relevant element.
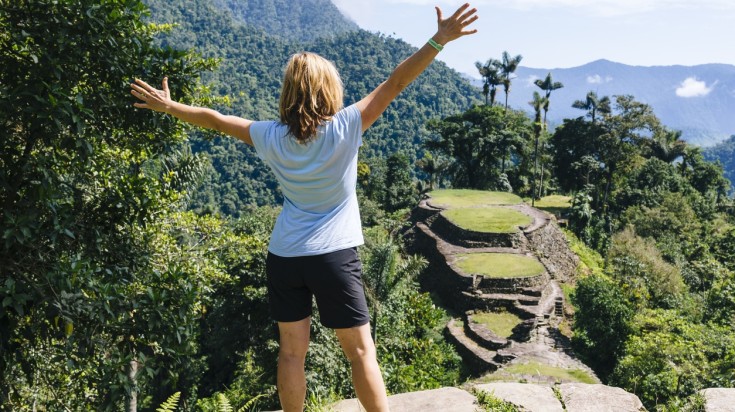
[450,3,471,20]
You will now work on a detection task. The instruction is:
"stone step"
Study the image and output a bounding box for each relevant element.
[463,315,511,351]
[445,318,501,375]
[471,291,542,306]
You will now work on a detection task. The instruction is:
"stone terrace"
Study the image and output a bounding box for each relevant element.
[406,192,590,378]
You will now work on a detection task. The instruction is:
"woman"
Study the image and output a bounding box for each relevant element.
[131,4,477,411]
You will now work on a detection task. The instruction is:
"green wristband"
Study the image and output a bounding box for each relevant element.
[428,38,444,52]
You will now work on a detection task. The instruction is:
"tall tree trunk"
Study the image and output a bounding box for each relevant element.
[532,132,540,206]
[538,160,546,199]
[127,359,139,412]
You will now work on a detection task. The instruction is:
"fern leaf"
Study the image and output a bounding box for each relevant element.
[216,393,234,412]
[238,393,267,412]
[156,392,181,412]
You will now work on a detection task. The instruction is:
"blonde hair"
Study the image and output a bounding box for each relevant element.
[279,52,344,143]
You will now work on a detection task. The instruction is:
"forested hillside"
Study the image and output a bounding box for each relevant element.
[145,0,480,215]
[705,135,735,192]
[213,0,358,41]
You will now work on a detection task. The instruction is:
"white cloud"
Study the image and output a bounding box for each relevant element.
[675,77,714,97]
[526,75,540,87]
[586,74,613,84]
[380,0,735,17]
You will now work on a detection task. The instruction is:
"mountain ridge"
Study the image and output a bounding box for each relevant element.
[468,59,735,147]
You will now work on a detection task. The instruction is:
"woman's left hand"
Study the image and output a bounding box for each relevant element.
[130,77,172,113]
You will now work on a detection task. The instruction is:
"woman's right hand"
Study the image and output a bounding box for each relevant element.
[130,77,173,113]
[432,3,479,46]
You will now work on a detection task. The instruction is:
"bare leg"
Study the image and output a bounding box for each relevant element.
[335,323,389,412]
[277,317,311,412]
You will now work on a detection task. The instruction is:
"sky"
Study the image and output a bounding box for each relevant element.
[332,0,735,78]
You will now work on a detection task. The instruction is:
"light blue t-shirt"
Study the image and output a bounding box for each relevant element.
[249,104,364,257]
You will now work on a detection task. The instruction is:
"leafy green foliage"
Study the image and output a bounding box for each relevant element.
[610,310,735,411]
[156,392,181,412]
[571,274,633,380]
[425,105,533,191]
[703,135,735,194]
[0,0,217,408]
[472,388,520,412]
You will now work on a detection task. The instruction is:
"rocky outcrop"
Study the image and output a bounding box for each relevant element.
[265,386,735,412]
[701,388,735,412]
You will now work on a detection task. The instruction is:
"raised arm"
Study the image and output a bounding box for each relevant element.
[131,78,254,145]
[356,3,479,133]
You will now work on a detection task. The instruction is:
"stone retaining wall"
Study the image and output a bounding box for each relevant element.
[476,271,549,291]
[430,212,528,249]
[524,221,579,282]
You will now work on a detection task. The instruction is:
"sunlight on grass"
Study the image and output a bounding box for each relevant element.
[479,361,597,384]
[470,311,522,338]
[532,195,572,215]
[561,229,605,277]
[454,253,545,278]
[427,189,522,209]
[442,208,532,233]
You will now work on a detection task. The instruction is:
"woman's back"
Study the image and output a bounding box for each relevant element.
[249,104,364,257]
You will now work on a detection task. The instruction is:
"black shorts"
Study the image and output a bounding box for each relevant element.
[266,247,370,329]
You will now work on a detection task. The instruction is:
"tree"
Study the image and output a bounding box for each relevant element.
[0,0,214,409]
[425,105,532,190]
[499,51,523,111]
[647,128,687,163]
[475,59,501,106]
[572,91,611,123]
[529,91,548,203]
[571,274,633,380]
[383,152,418,212]
[533,72,564,127]
[415,153,446,191]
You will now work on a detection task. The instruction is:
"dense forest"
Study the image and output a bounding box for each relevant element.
[2,0,734,411]
[705,135,735,193]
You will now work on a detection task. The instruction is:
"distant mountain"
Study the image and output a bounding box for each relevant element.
[470,59,735,146]
[213,0,358,41]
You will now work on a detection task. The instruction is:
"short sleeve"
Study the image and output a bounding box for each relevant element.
[334,104,363,148]
[248,121,273,161]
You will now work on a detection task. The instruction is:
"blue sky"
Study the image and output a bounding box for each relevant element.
[332,0,735,77]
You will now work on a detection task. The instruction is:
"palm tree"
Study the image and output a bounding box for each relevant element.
[475,59,502,106]
[362,237,427,341]
[416,153,445,191]
[499,51,523,111]
[649,128,688,163]
[533,72,564,128]
[572,91,611,123]
[529,91,547,205]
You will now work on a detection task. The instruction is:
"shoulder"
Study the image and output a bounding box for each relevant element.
[333,104,362,126]
[249,120,285,159]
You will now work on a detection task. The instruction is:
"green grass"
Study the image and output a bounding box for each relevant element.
[472,388,520,412]
[470,311,522,338]
[427,189,522,209]
[454,253,545,278]
[441,208,532,233]
[478,361,597,384]
[532,195,572,216]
